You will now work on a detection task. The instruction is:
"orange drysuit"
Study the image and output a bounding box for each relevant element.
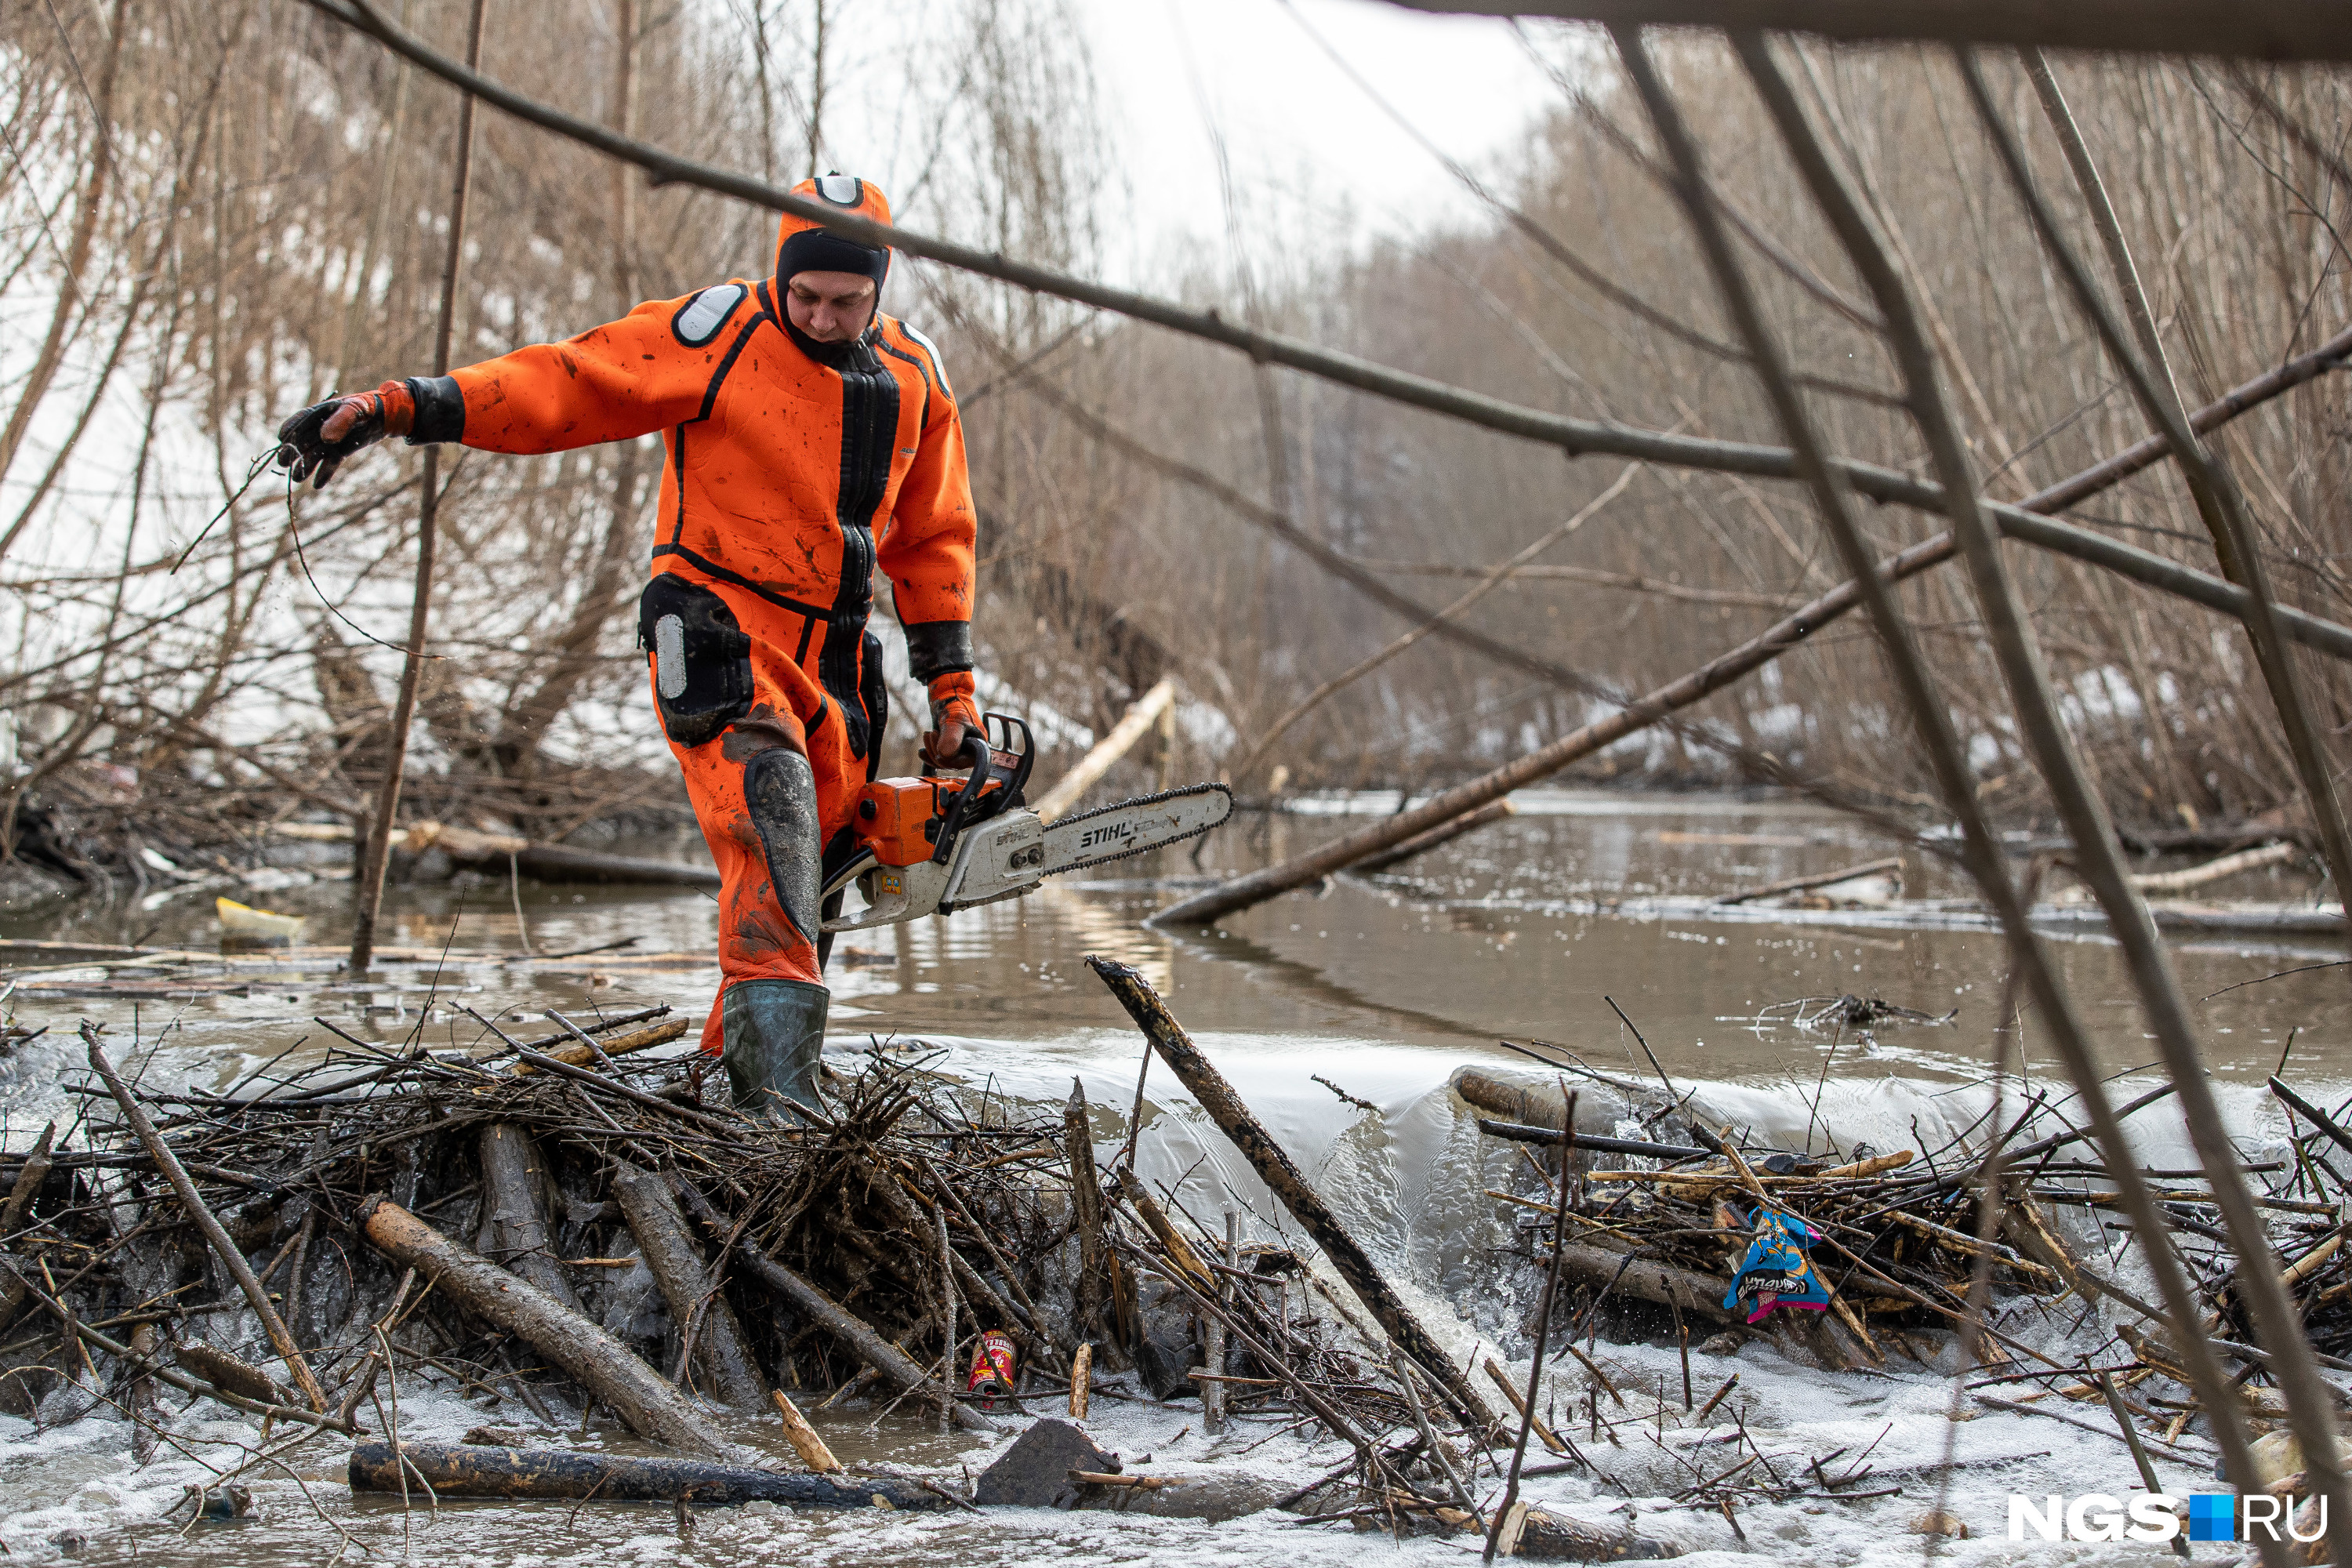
[411,176,978,1065]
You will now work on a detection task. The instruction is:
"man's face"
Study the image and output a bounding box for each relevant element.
[786,270,878,343]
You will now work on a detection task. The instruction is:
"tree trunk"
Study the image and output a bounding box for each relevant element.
[612,1164,766,1410]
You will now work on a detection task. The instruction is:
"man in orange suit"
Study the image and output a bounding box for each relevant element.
[278,173,980,1117]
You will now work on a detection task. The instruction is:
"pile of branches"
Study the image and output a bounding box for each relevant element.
[1469,1068,2111,1379]
[0,1001,1511,1537]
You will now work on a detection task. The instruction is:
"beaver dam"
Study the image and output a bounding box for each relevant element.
[0,941,2343,1563]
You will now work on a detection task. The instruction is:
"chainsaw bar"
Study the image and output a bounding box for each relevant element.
[1042,782,1234,877]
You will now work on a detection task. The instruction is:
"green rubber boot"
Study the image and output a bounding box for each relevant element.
[720,978,829,1119]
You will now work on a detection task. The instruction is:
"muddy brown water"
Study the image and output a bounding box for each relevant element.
[0,786,2340,1563]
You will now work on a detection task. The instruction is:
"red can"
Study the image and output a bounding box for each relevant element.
[967,1329,1018,1406]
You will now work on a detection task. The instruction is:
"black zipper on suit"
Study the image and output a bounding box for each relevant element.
[822,333,899,760]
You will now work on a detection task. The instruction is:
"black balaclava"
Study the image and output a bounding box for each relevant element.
[778,172,891,368]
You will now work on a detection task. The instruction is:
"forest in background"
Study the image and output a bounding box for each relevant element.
[0,0,2347,897]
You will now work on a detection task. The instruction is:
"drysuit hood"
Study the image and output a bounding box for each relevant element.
[775,173,893,368]
[776,172,892,294]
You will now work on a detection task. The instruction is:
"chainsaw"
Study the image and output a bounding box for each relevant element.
[821,712,1232,932]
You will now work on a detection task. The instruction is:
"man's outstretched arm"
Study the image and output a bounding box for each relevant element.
[276,287,755,483]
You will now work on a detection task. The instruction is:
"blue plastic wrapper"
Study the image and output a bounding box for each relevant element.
[1722,1207,1830,1322]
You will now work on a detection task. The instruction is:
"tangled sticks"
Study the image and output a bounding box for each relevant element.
[2,1000,1541,1536]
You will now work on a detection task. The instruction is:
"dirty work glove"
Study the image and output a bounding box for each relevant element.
[274,379,416,488]
[920,671,983,768]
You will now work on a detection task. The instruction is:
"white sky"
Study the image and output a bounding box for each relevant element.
[1074,0,1565,269]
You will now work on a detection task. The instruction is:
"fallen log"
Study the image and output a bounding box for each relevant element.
[1087,956,1498,1432]
[358,1197,731,1458]
[347,1441,942,1508]
[476,1124,579,1309]
[2125,840,2298,895]
[1033,677,1178,824]
[1715,855,1903,906]
[1351,799,1517,875]
[671,1182,1000,1436]
[1545,1243,1740,1326]
[612,1165,766,1410]
[277,821,720,888]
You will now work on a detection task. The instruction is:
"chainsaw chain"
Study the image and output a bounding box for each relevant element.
[1044,782,1234,877]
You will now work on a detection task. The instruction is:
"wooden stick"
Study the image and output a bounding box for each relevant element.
[1089,958,1497,1434]
[1068,1344,1091,1421]
[85,1028,327,1411]
[1483,1356,1571,1457]
[511,1019,688,1074]
[1063,1080,1113,1356]
[0,1122,58,1333]
[348,0,488,975]
[770,1391,841,1473]
[359,1196,731,1457]
[1486,1091,1576,1563]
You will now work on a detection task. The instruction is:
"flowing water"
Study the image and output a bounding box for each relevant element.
[0,786,2339,1564]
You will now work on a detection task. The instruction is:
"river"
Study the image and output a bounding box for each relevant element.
[0,786,2336,1563]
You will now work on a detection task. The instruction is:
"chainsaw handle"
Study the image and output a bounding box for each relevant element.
[928,732,998,865]
[985,712,1034,807]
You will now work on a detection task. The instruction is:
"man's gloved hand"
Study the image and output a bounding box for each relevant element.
[920,673,984,769]
[274,380,416,488]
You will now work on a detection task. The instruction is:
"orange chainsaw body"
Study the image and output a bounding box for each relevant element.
[853,774,1011,868]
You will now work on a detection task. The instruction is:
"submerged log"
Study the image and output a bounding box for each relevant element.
[1087,957,1499,1433]
[347,1441,942,1508]
[476,1124,579,1309]
[612,1165,766,1410]
[1715,855,1904,906]
[1500,1500,1684,1560]
[358,1197,730,1458]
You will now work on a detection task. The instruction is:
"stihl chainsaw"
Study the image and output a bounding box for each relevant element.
[821,713,1232,932]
